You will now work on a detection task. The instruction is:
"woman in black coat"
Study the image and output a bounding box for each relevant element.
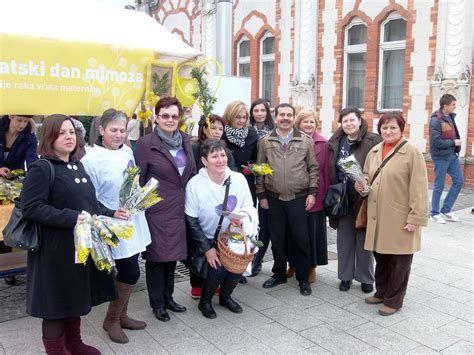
[21,114,124,355]
[222,101,258,204]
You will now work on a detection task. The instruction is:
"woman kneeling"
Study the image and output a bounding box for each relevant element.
[185,139,256,319]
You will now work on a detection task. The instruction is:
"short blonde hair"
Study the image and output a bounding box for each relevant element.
[295,109,318,131]
[222,101,249,128]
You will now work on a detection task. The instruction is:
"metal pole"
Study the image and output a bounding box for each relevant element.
[216,0,232,75]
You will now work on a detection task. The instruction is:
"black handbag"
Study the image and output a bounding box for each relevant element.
[323,180,349,218]
[3,159,55,252]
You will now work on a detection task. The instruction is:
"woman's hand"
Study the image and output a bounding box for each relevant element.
[77,213,88,224]
[0,167,11,178]
[113,207,129,220]
[404,223,417,232]
[205,247,221,269]
[354,180,366,192]
[260,198,269,210]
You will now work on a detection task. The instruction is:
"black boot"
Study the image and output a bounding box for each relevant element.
[249,254,263,277]
[198,278,220,319]
[219,278,243,314]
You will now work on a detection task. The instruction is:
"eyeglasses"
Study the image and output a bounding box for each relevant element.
[159,114,180,121]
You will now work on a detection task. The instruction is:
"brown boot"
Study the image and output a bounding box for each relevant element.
[308,268,316,283]
[103,282,129,344]
[286,267,295,278]
[119,282,147,330]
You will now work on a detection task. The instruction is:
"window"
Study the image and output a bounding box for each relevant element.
[343,18,367,108]
[260,34,275,106]
[378,13,406,110]
[237,38,250,77]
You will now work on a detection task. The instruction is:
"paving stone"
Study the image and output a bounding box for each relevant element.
[442,340,474,354]
[293,344,333,354]
[311,282,361,307]
[438,319,474,342]
[357,348,386,354]
[389,318,460,351]
[346,322,420,352]
[448,278,474,293]
[260,304,324,332]
[424,296,474,323]
[304,302,368,331]
[226,341,276,355]
[404,286,439,304]
[193,318,259,353]
[415,279,474,305]
[343,301,408,327]
[250,322,315,353]
[166,338,223,355]
[107,330,169,354]
[267,286,325,310]
[232,284,283,311]
[405,345,442,354]
[145,316,203,347]
[81,334,119,355]
[219,302,273,331]
[300,323,372,353]
[402,301,457,328]
[0,344,4,355]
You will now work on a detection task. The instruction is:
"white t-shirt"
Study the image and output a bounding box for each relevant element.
[170,148,186,176]
[81,144,151,259]
[185,168,254,240]
[126,119,140,141]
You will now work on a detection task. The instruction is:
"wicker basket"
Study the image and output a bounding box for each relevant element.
[217,226,254,274]
[0,204,14,241]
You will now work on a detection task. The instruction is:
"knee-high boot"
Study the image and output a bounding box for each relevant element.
[118,282,147,330]
[64,317,100,354]
[42,335,68,355]
[219,278,243,313]
[102,282,130,344]
[198,277,221,319]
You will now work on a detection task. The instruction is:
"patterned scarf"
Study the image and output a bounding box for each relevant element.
[154,125,183,150]
[224,126,248,147]
[254,125,272,140]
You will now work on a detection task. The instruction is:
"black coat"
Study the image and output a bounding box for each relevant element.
[223,127,258,204]
[191,141,239,172]
[0,116,38,170]
[21,158,117,319]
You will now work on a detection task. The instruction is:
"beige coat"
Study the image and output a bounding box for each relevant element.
[363,139,429,254]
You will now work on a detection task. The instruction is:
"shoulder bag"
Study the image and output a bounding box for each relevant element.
[3,159,55,252]
[356,141,408,229]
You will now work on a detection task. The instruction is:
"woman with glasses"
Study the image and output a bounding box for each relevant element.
[134,97,196,322]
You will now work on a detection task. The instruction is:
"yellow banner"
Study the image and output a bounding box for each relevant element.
[0,34,155,116]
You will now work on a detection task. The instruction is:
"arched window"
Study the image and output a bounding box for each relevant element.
[237,37,250,77]
[378,13,407,110]
[343,18,367,108]
[260,33,275,106]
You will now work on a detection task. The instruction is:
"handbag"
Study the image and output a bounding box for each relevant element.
[184,176,231,278]
[355,141,408,229]
[3,159,55,252]
[324,180,349,218]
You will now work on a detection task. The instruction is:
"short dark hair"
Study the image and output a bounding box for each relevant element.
[249,98,275,129]
[38,114,80,160]
[339,106,362,123]
[274,103,295,117]
[377,112,406,134]
[200,139,227,159]
[439,94,456,110]
[197,114,225,142]
[155,96,183,117]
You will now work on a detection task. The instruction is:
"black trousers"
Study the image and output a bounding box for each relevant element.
[115,253,140,285]
[373,252,413,309]
[145,260,177,309]
[253,206,271,263]
[267,195,310,281]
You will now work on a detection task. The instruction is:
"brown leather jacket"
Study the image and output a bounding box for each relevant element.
[256,128,319,201]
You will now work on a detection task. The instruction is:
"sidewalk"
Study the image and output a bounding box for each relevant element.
[0,205,472,354]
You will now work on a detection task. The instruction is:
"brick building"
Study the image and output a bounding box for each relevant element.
[136,0,474,187]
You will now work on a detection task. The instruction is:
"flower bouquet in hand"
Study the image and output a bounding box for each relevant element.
[119,164,163,215]
[74,212,134,273]
[241,163,273,176]
[337,155,370,193]
[0,170,24,204]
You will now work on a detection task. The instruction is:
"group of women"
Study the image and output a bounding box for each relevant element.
[2,95,428,354]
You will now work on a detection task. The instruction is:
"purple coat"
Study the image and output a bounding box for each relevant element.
[310,132,330,212]
[134,130,196,262]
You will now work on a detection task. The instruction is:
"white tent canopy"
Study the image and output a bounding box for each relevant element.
[0,1,201,63]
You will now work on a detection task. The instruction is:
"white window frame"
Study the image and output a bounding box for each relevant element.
[377,12,406,111]
[237,37,250,77]
[259,32,275,104]
[343,17,367,109]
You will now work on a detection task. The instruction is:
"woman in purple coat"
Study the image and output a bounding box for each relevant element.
[294,109,330,282]
[134,97,196,322]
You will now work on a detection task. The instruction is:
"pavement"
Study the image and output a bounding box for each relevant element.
[0,190,473,354]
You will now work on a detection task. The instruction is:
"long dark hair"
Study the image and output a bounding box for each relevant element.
[38,114,80,160]
[249,98,274,130]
